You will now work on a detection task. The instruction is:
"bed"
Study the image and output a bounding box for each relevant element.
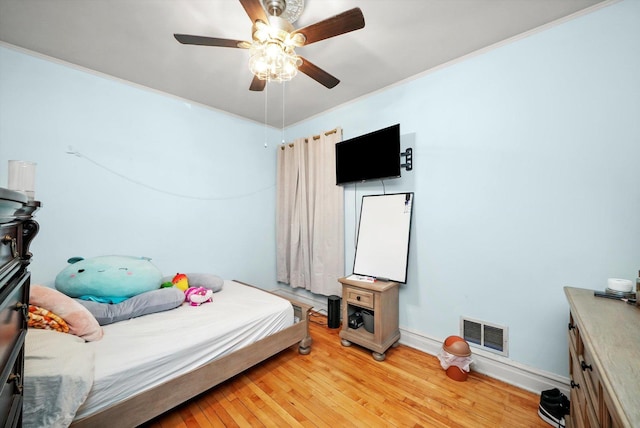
[24,279,312,428]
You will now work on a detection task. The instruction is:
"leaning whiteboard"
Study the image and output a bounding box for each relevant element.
[353,193,414,283]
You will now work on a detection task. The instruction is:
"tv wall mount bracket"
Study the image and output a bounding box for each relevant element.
[401,148,413,171]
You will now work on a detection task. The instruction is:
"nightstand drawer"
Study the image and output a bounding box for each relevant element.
[345,287,374,309]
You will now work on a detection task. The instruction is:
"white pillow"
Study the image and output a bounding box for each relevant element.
[161,273,224,292]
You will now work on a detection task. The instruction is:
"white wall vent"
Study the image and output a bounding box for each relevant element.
[460,317,509,357]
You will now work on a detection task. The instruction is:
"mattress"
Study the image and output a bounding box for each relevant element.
[26,280,293,424]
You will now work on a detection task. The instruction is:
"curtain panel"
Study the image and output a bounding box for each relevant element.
[276,128,344,296]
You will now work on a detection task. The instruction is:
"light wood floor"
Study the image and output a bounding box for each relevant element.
[142,313,548,427]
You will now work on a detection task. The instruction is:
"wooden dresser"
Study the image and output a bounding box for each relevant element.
[0,188,40,428]
[564,287,640,428]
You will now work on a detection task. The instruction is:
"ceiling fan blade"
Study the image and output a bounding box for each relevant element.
[249,76,266,91]
[174,34,247,48]
[239,0,269,24]
[292,8,365,46]
[298,57,340,89]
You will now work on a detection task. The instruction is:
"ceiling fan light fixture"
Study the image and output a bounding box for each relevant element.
[249,40,301,82]
[175,1,364,91]
[253,20,270,42]
[285,32,306,47]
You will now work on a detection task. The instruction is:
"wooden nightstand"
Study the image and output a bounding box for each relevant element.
[338,277,400,361]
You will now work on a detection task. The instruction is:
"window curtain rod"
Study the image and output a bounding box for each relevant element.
[280,127,340,149]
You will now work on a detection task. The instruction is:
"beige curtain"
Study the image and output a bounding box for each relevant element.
[276,127,344,296]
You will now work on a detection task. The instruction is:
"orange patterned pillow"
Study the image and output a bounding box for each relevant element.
[28,305,70,333]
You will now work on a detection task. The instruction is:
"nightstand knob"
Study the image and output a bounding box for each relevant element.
[357,296,361,301]
[570,380,580,389]
[568,322,576,331]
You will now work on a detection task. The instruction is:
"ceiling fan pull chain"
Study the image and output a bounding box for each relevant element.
[282,80,286,144]
[264,81,269,148]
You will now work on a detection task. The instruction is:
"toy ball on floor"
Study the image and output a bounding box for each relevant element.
[438,335,473,382]
[443,335,471,357]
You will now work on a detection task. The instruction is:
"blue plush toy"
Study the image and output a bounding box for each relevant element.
[55,255,163,303]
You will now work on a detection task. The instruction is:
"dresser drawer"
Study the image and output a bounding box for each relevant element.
[0,365,22,428]
[345,286,374,309]
[0,273,29,386]
[0,270,27,428]
[0,261,21,296]
[570,344,601,428]
[0,223,21,280]
[568,311,582,355]
[580,342,602,423]
[603,388,624,428]
[570,344,587,425]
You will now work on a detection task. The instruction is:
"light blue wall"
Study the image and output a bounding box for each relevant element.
[1,0,638,378]
[287,0,640,376]
[0,45,281,289]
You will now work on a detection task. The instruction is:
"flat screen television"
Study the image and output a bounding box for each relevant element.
[335,124,401,185]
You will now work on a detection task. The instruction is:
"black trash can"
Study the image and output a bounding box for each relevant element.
[327,295,341,329]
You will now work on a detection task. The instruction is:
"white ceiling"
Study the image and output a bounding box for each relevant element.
[0,0,608,127]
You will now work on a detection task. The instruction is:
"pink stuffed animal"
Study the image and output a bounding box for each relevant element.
[184,286,213,306]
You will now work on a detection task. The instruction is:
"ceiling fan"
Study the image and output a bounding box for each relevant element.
[174,0,365,91]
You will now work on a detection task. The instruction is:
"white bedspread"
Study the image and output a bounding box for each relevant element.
[24,330,95,428]
[25,280,293,425]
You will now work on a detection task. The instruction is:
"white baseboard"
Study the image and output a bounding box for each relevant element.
[273,286,569,396]
[399,327,570,397]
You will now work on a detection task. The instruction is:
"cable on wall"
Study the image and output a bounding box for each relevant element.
[354,182,358,249]
[65,148,274,201]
